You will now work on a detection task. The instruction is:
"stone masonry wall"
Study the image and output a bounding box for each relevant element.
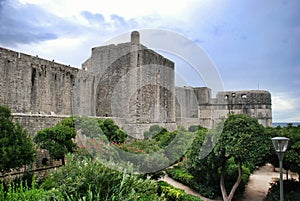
[199,90,272,128]
[13,113,68,137]
[0,31,273,138]
[84,31,175,126]
[0,47,78,115]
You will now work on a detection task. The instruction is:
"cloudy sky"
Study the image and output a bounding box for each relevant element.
[0,0,299,122]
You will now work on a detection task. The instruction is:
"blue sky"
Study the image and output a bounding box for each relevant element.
[0,0,299,122]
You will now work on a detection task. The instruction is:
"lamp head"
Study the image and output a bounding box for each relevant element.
[271,137,290,153]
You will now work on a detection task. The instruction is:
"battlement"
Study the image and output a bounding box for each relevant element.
[216,90,271,105]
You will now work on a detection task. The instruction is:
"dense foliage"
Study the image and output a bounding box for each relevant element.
[0,105,36,173]
[98,118,127,143]
[184,114,272,201]
[1,112,299,200]
[157,181,203,201]
[34,117,77,165]
[112,125,195,174]
[267,124,300,180]
[0,153,205,201]
[264,179,300,201]
[41,154,165,200]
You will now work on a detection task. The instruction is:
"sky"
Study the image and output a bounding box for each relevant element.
[0,0,300,122]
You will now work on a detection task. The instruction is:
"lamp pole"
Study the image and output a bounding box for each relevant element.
[271,137,290,201]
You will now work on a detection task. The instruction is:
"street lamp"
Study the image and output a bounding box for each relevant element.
[271,137,290,201]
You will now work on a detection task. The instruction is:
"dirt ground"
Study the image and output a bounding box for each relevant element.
[160,163,299,201]
[239,163,299,201]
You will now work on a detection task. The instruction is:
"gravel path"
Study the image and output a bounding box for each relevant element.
[239,163,299,201]
[159,174,221,201]
[160,164,299,201]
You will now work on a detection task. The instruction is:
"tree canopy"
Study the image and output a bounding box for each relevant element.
[186,114,272,201]
[34,117,77,165]
[0,105,36,173]
[267,124,300,180]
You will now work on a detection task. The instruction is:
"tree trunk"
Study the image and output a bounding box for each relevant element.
[220,162,243,201]
[286,169,288,180]
[61,156,65,165]
[220,162,228,201]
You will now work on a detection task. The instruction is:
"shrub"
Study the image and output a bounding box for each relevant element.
[144,125,165,139]
[157,181,203,201]
[166,166,194,186]
[166,166,215,199]
[41,154,164,200]
[99,118,128,143]
[0,175,59,201]
[188,125,204,133]
[264,179,300,201]
[181,194,204,201]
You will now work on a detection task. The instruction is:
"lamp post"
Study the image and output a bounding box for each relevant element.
[271,137,290,201]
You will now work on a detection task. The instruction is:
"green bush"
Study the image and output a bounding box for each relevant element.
[116,139,160,154]
[144,125,166,139]
[264,179,300,201]
[41,154,164,200]
[166,166,194,186]
[181,194,203,201]
[0,175,59,201]
[188,125,204,133]
[99,118,128,143]
[157,181,203,201]
[166,166,215,199]
[163,131,195,165]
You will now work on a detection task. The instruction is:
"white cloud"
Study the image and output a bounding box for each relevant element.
[272,95,296,112]
[15,33,109,68]
[272,93,300,122]
[18,0,200,20]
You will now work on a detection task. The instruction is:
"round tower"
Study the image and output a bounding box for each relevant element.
[131,31,140,44]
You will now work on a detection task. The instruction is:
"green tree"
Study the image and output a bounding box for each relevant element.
[216,114,271,201]
[272,124,300,180]
[34,117,77,165]
[0,105,36,173]
[186,114,272,201]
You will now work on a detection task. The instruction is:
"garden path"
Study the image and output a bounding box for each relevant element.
[160,174,221,201]
[160,163,299,201]
[239,163,298,201]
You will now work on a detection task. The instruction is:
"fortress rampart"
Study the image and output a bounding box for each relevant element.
[0,31,272,138]
[0,47,78,115]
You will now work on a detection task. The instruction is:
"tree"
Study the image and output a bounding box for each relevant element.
[186,114,272,201]
[0,105,36,173]
[273,124,300,180]
[34,117,77,165]
[216,114,271,201]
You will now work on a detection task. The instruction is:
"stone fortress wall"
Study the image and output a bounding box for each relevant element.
[0,47,78,115]
[0,31,272,138]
